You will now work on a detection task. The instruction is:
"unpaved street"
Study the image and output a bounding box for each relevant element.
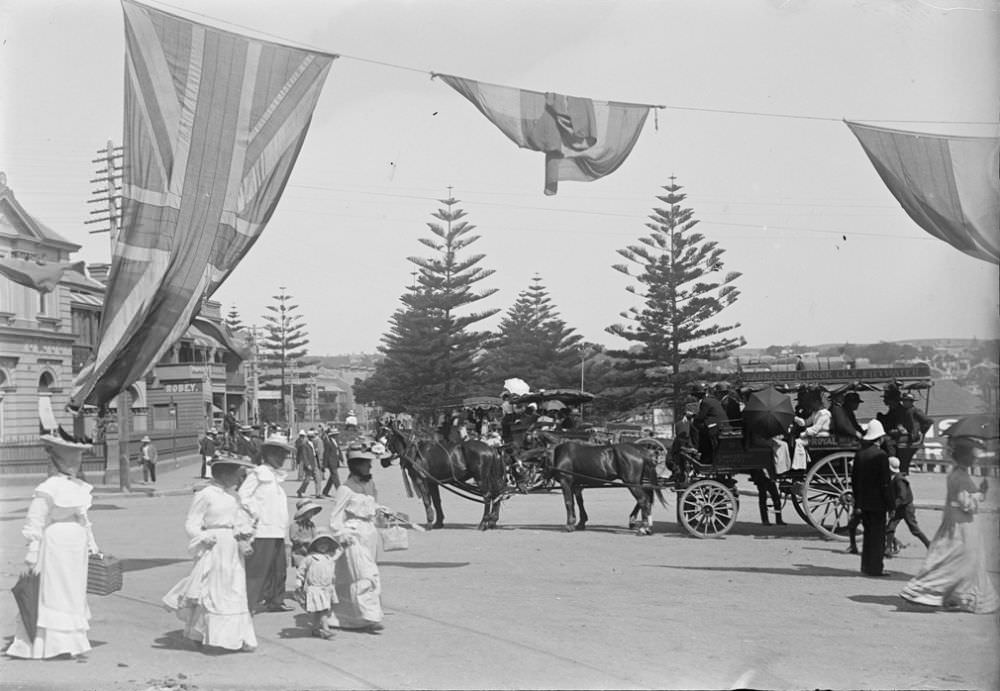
[1,462,998,690]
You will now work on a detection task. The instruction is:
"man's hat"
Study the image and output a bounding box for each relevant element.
[888,456,901,472]
[307,429,317,437]
[298,430,306,436]
[140,435,151,443]
[294,499,323,521]
[207,428,218,436]
[900,392,916,402]
[690,383,706,395]
[863,420,886,441]
[844,391,862,403]
[209,453,254,470]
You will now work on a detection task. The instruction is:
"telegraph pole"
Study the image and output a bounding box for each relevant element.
[88,141,131,491]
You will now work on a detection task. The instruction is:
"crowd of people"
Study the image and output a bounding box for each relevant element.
[6,388,997,660]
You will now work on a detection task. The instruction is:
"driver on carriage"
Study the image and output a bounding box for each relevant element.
[691,383,730,464]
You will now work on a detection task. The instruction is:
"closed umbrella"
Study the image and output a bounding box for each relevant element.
[11,571,39,640]
[743,387,795,437]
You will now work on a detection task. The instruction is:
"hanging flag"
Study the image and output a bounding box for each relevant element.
[846,121,1000,264]
[436,74,651,195]
[72,0,334,408]
[0,258,85,293]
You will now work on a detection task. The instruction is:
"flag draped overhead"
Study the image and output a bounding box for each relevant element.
[0,258,85,293]
[846,121,1000,265]
[436,74,651,195]
[72,0,334,407]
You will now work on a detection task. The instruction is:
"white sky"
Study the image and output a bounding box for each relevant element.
[2,0,999,355]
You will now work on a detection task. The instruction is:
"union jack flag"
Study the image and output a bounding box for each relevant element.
[73,0,334,407]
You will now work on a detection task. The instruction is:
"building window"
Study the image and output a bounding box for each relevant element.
[38,371,55,392]
[38,291,49,315]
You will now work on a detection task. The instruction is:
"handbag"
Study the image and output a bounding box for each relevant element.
[378,520,409,552]
[11,571,40,640]
[87,553,123,596]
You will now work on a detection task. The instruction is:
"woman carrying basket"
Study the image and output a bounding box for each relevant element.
[7,435,100,659]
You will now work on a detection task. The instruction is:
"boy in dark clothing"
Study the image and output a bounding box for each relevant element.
[884,455,930,556]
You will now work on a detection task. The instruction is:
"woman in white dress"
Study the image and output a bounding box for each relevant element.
[7,435,99,660]
[162,456,258,651]
[327,483,384,632]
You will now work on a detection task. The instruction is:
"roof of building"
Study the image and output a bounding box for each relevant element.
[0,173,79,250]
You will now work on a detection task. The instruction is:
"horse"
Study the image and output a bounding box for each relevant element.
[381,427,517,531]
[545,441,668,535]
[221,430,262,464]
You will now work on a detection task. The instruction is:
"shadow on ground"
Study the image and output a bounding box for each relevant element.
[644,562,911,580]
[152,629,243,654]
[120,557,191,573]
[380,561,469,569]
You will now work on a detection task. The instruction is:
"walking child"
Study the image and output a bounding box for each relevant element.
[289,499,322,569]
[885,456,930,557]
[296,529,344,639]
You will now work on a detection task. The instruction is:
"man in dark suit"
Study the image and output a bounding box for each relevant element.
[830,391,864,442]
[850,420,894,576]
[693,384,730,464]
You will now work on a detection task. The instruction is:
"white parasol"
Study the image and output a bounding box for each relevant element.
[502,378,530,396]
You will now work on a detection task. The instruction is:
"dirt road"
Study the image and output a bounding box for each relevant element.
[1,462,997,690]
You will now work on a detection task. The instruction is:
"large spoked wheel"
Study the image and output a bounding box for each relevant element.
[801,451,856,540]
[633,437,669,476]
[676,479,738,539]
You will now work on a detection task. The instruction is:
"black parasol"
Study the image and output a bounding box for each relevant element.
[743,387,795,437]
[11,571,39,641]
[941,415,998,441]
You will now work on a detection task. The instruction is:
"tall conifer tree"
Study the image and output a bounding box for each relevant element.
[606,179,744,417]
[356,194,498,416]
[258,287,310,421]
[483,275,583,390]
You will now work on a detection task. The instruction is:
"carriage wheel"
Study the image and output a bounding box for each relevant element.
[676,479,738,539]
[633,437,669,476]
[801,452,856,540]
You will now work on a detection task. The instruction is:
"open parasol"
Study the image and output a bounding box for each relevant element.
[502,378,530,396]
[941,415,998,441]
[743,387,795,437]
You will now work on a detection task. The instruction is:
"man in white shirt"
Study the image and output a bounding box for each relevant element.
[240,434,293,613]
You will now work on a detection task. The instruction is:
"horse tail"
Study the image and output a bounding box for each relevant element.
[401,463,416,499]
[653,486,670,510]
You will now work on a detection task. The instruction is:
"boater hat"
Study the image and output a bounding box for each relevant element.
[294,499,323,521]
[261,433,294,452]
[209,453,255,470]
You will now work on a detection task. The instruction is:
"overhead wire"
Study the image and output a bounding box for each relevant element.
[140,0,999,126]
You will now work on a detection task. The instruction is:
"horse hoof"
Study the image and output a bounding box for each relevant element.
[575,523,586,531]
[563,524,576,533]
[628,520,639,529]
[433,522,444,530]
[477,523,487,531]
[425,523,436,531]
[636,527,652,536]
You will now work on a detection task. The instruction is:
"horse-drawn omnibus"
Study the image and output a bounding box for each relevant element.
[671,364,934,539]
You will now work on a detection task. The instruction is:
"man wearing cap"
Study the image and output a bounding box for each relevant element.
[240,434,294,613]
[884,455,930,557]
[139,435,158,484]
[198,429,218,480]
[692,384,729,464]
[897,393,933,474]
[850,420,894,577]
[830,391,864,443]
[320,426,343,497]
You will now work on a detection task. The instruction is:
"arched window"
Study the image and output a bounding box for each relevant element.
[38,371,55,392]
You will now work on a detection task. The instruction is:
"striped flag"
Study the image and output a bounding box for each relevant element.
[846,121,1000,265]
[72,1,334,407]
[437,74,651,195]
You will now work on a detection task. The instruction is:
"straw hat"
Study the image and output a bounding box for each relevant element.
[140,435,151,443]
[209,453,255,470]
[307,528,341,553]
[40,434,91,473]
[862,420,886,441]
[294,499,322,521]
[261,433,294,452]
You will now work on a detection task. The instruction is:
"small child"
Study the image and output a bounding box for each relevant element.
[885,456,931,557]
[289,499,322,568]
[297,530,344,639]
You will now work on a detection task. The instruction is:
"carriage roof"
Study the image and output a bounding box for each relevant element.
[737,364,933,392]
[510,389,596,406]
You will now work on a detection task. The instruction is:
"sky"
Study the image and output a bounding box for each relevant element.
[2,0,999,357]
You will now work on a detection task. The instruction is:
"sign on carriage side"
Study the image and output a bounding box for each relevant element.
[739,364,932,384]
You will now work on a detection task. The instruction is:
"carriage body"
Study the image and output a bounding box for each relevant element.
[671,364,933,539]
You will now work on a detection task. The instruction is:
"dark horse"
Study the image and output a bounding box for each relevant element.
[546,441,668,535]
[382,428,511,531]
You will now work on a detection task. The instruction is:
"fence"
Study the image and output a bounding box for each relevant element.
[0,432,201,476]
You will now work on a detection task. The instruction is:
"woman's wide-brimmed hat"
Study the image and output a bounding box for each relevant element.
[209,453,255,470]
[294,499,323,521]
[307,528,341,552]
[140,435,151,443]
[40,434,91,472]
[261,433,294,452]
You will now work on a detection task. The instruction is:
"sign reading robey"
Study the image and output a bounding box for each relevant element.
[163,381,202,394]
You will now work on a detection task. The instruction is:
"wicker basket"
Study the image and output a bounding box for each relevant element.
[87,553,123,596]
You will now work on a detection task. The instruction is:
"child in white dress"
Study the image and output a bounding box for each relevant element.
[296,530,343,639]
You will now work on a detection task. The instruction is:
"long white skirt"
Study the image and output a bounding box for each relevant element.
[329,520,382,629]
[6,522,91,659]
[162,529,257,650]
